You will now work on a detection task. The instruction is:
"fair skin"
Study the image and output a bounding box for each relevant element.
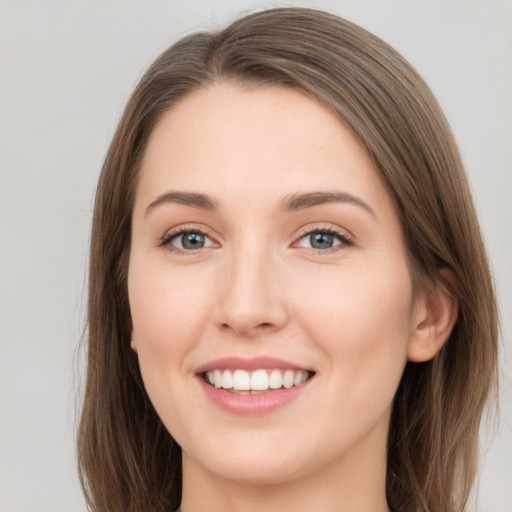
[128,83,456,512]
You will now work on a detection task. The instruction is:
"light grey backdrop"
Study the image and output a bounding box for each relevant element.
[1,1,510,511]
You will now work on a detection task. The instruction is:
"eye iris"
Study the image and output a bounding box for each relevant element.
[310,232,334,249]
[181,232,205,249]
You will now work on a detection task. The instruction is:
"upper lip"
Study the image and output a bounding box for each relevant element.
[194,356,313,375]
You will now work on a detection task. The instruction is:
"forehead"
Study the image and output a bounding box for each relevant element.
[135,82,395,218]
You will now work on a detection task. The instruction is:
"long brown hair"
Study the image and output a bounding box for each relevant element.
[78,8,499,511]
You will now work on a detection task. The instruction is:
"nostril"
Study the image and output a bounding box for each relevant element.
[220,321,274,333]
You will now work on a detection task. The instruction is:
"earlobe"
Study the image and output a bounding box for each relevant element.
[128,316,137,353]
[130,332,138,353]
[407,269,458,362]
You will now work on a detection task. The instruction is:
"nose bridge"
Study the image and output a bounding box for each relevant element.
[215,234,287,336]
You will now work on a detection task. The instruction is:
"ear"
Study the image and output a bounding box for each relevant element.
[407,269,458,362]
[130,326,138,354]
[128,316,137,353]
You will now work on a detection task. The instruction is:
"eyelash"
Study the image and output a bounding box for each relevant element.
[159,227,216,255]
[294,226,353,254]
[159,226,353,255]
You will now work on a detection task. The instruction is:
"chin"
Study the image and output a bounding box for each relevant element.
[194,453,310,487]
[181,429,342,488]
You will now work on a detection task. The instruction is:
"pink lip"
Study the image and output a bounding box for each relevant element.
[194,356,314,416]
[197,377,313,416]
[194,356,311,374]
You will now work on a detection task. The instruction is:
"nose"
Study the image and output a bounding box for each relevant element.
[214,243,288,338]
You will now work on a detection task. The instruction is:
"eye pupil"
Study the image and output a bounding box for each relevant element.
[310,232,334,249]
[182,232,205,249]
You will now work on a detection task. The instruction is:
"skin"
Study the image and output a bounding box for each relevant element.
[128,83,456,512]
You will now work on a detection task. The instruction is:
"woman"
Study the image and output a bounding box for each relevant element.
[77,7,499,512]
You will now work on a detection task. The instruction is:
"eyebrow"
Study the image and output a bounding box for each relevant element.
[280,191,375,217]
[145,189,375,218]
[145,191,219,216]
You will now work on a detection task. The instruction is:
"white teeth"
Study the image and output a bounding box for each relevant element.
[213,369,223,388]
[251,369,269,391]
[205,369,310,392]
[233,369,251,390]
[283,370,294,389]
[294,371,308,386]
[222,369,233,389]
[269,369,282,389]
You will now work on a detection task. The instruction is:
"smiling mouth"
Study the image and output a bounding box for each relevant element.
[203,368,314,394]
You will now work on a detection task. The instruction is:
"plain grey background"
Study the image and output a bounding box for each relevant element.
[0,1,510,511]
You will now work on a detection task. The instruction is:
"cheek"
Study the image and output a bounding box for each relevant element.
[290,262,413,450]
[127,259,216,433]
[128,258,215,362]
[294,258,413,383]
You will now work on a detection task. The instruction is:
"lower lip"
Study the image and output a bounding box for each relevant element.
[197,376,312,415]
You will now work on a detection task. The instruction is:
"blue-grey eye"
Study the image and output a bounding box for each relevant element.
[169,231,214,250]
[310,232,334,249]
[182,233,205,249]
[297,230,345,250]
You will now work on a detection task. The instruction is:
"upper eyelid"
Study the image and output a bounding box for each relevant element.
[161,224,214,240]
[294,223,353,241]
[160,227,218,254]
[159,222,354,247]
[294,230,352,247]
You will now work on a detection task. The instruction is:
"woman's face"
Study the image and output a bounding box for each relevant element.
[128,83,420,486]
